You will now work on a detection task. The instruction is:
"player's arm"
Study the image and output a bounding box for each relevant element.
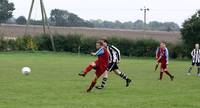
[165,48,169,64]
[191,49,195,57]
[157,55,162,62]
[91,48,104,56]
[156,47,159,59]
[111,45,121,62]
[108,46,114,63]
[157,50,163,62]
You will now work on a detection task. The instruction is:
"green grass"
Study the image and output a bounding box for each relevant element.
[0,52,199,108]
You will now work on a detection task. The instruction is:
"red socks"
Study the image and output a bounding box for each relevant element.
[82,64,97,92]
[164,71,172,78]
[87,81,96,92]
[83,65,93,75]
[160,72,163,80]
[160,71,173,80]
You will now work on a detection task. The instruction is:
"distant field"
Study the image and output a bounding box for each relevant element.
[0,52,199,108]
[0,24,181,43]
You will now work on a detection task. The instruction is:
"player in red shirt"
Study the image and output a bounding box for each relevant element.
[157,42,174,81]
[79,40,109,92]
[154,46,161,72]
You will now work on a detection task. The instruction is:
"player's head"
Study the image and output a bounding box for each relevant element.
[96,40,104,49]
[100,38,108,47]
[160,42,166,49]
[195,43,199,49]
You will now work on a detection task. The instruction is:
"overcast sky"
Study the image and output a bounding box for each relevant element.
[9,0,200,26]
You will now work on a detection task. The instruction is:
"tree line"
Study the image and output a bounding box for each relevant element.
[12,10,180,31]
[90,19,180,31]
[0,0,179,31]
[0,34,190,59]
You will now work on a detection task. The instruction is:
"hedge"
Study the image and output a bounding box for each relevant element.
[0,34,192,59]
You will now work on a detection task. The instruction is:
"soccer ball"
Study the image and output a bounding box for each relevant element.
[21,67,31,75]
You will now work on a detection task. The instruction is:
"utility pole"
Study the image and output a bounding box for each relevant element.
[25,0,35,35]
[25,0,56,51]
[140,6,149,37]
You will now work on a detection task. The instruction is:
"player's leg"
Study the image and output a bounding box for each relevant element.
[159,63,164,80]
[160,62,174,80]
[164,68,174,80]
[197,63,200,76]
[95,62,115,89]
[198,67,200,76]
[95,70,109,89]
[163,65,174,81]
[111,63,126,80]
[87,74,99,92]
[113,69,132,87]
[159,68,164,80]
[187,62,195,75]
[87,65,105,92]
[79,62,96,77]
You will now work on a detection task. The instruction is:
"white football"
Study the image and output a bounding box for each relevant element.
[21,67,31,75]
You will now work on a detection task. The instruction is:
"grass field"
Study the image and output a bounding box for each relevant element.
[0,52,199,108]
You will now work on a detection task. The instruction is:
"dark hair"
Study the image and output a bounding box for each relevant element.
[96,40,104,46]
[100,38,108,44]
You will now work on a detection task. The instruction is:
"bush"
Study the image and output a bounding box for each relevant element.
[16,35,37,51]
[80,37,97,54]
[0,37,17,51]
[16,37,27,50]
[169,42,190,59]
[117,38,135,56]
[0,37,7,51]
[64,34,82,53]
[136,39,159,57]
[7,39,17,51]
[107,38,159,57]
[34,34,52,51]
[0,33,192,59]
[52,34,67,51]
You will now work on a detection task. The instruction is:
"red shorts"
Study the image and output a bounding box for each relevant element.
[95,61,107,77]
[95,65,107,77]
[161,62,167,69]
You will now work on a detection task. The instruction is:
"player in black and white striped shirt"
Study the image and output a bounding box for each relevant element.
[187,44,200,76]
[95,39,132,89]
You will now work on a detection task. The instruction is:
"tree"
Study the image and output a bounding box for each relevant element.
[6,17,15,24]
[0,0,15,24]
[50,9,93,27]
[50,9,69,26]
[133,20,144,29]
[16,16,26,25]
[181,10,200,48]
[88,19,180,31]
[30,19,43,25]
[148,21,179,31]
[163,22,179,31]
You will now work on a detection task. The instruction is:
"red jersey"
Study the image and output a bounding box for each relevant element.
[157,47,169,64]
[94,47,109,77]
[97,48,109,67]
[95,47,109,68]
[156,47,161,61]
[161,48,166,63]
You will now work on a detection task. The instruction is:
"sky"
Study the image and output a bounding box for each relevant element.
[9,0,200,26]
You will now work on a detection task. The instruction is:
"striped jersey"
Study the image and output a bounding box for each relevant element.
[107,45,121,63]
[191,49,200,63]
